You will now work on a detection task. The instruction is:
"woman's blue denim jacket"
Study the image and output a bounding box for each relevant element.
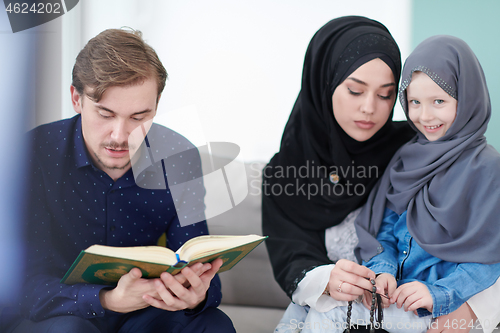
[364,208,500,318]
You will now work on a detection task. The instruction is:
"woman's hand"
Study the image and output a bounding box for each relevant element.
[327,259,377,302]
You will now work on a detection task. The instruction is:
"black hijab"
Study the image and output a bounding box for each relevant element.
[264,16,414,231]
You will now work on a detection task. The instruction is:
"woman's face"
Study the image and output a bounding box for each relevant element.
[332,58,396,142]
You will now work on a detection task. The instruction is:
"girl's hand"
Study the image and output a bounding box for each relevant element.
[362,273,396,309]
[327,259,377,302]
[391,281,433,313]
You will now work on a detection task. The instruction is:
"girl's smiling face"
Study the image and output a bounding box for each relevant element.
[406,71,457,141]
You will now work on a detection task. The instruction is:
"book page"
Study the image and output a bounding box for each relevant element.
[177,234,265,261]
[85,244,177,265]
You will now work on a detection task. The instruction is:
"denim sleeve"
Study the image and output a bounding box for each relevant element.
[422,262,500,318]
[363,208,398,276]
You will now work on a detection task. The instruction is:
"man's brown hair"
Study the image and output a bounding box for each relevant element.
[72,28,167,102]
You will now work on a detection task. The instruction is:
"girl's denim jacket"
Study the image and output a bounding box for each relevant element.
[364,208,500,318]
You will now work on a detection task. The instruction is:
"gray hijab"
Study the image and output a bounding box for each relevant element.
[354,35,500,264]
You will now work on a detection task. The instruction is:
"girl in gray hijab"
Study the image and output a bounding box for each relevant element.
[278,35,500,333]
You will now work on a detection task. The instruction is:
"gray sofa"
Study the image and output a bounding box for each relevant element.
[205,158,289,333]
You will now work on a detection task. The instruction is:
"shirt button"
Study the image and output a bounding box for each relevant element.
[110,226,116,231]
[403,250,407,255]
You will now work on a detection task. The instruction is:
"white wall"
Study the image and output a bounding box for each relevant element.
[61,0,411,162]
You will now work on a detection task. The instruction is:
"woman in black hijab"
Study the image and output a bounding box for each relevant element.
[262,16,497,333]
[262,15,414,304]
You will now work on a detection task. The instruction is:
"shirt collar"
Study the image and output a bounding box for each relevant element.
[73,115,93,169]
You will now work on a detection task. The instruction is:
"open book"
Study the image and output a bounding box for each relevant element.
[61,234,266,285]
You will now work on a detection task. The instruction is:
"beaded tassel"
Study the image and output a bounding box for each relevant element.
[370,280,376,333]
[346,301,352,333]
[345,279,383,333]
